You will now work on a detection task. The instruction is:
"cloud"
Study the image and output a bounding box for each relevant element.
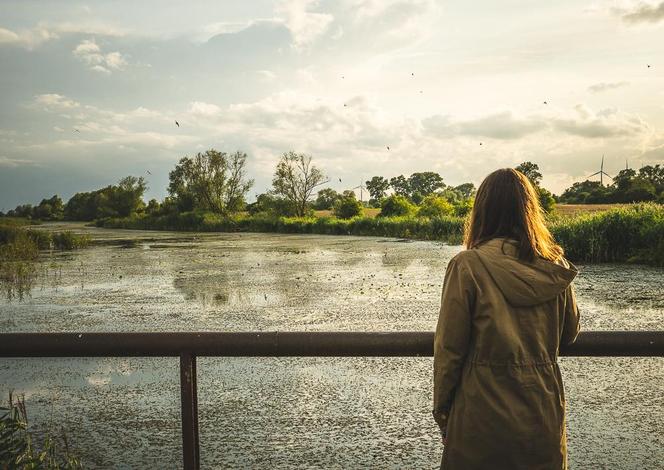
[619,1,664,24]
[639,144,664,161]
[588,81,630,93]
[34,94,81,110]
[553,105,648,138]
[423,112,546,140]
[276,0,334,49]
[0,27,20,44]
[189,101,222,116]
[257,69,277,81]
[0,25,57,48]
[73,39,128,72]
[0,156,38,168]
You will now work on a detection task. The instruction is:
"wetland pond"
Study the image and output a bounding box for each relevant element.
[1,223,662,469]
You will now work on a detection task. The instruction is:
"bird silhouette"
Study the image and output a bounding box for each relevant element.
[479,142,483,146]
[339,178,342,182]
[344,103,347,107]
[543,101,548,105]
[411,72,414,76]
[73,128,80,133]
[175,120,180,127]
[647,64,651,68]
[386,146,390,151]
[146,170,152,175]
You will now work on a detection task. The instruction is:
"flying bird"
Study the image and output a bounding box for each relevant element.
[411,72,414,76]
[73,128,80,133]
[175,120,180,127]
[146,170,152,175]
[344,103,347,107]
[339,178,342,182]
[543,101,548,105]
[479,142,483,146]
[647,64,651,68]
[386,146,390,151]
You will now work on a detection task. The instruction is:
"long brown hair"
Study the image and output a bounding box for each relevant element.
[464,168,563,262]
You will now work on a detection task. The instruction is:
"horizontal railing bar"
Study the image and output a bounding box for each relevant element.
[0,331,662,357]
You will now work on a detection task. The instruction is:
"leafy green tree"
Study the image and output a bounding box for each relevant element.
[379,195,416,217]
[638,165,664,193]
[515,162,543,186]
[168,150,253,215]
[389,175,410,197]
[272,151,327,217]
[613,168,637,192]
[247,192,297,216]
[146,199,160,216]
[515,162,555,212]
[313,188,341,210]
[333,192,363,219]
[417,195,454,218]
[454,183,476,199]
[114,176,147,217]
[407,172,445,197]
[365,176,390,203]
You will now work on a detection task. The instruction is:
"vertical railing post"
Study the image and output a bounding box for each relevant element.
[180,352,199,470]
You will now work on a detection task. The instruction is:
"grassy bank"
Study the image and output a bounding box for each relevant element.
[97,212,467,244]
[549,203,664,265]
[97,203,664,265]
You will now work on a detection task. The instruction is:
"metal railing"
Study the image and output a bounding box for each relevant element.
[1,331,663,470]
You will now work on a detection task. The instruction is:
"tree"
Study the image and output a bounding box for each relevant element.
[389,175,410,197]
[333,192,363,219]
[417,195,454,218]
[114,176,147,217]
[272,151,327,217]
[379,195,416,217]
[638,165,664,193]
[407,172,445,198]
[313,188,341,210]
[613,168,637,192]
[168,150,253,215]
[515,162,543,186]
[146,199,161,216]
[454,183,476,199]
[365,176,390,203]
[247,192,297,217]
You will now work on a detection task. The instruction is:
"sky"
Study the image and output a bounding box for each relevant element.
[1,0,663,209]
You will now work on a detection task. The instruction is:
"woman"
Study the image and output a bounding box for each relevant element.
[432,168,580,470]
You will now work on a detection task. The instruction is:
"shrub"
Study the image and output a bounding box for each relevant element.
[417,195,454,218]
[0,392,82,469]
[379,195,416,217]
[333,194,363,219]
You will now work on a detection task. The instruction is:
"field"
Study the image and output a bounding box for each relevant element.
[554,204,629,217]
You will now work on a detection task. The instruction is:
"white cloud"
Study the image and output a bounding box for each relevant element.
[0,27,20,44]
[34,94,81,110]
[257,70,277,81]
[73,39,128,73]
[276,0,334,49]
[189,101,222,116]
[0,156,38,168]
[588,81,630,93]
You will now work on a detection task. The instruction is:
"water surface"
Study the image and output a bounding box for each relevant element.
[1,223,662,468]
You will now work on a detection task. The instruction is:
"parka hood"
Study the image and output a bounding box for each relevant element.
[473,238,578,307]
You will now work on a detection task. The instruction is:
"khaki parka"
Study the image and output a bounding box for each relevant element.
[433,237,580,470]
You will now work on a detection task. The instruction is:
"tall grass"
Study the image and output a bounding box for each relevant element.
[550,202,664,265]
[0,225,90,254]
[0,392,82,469]
[98,203,664,265]
[98,212,466,244]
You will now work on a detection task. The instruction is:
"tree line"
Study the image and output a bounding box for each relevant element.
[2,148,661,223]
[558,165,664,204]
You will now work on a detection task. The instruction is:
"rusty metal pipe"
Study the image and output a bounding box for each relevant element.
[0,331,662,357]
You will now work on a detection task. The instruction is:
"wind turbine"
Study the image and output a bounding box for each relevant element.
[353,181,367,203]
[586,155,612,186]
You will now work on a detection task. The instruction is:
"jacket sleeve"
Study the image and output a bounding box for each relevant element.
[432,256,474,433]
[561,283,580,346]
